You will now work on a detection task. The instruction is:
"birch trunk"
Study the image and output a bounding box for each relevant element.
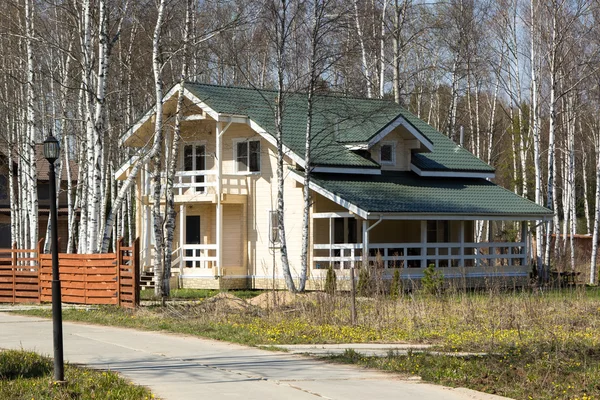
[274,0,296,292]
[162,0,192,297]
[24,0,38,251]
[354,0,372,98]
[530,0,544,279]
[590,135,600,284]
[299,0,324,292]
[379,0,388,98]
[151,0,167,297]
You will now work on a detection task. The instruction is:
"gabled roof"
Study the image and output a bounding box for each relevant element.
[182,83,495,174]
[291,170,551,219]
[121,83,495,176]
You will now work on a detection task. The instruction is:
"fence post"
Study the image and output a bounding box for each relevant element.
[116,237,122,307]
[133,237,140,307]
[12,242,16,304]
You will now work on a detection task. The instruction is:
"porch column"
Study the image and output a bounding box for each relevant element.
[179,205,185,269]
[521,221,528,266]
[144,205,151,267]
[362,220,368,266]
[459,221,465,267]
[216,122,223,277]
[329,217,334,265]
[420,221,427,268]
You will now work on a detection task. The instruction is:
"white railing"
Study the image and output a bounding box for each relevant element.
[181,244,217,269]
[141,169,248,198]
[174,170,217,196]
[313,242,527,269]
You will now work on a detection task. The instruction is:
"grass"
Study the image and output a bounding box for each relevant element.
[139,288,262,301]
[0,350,154,400]
[15,287,600,399]
[326,348,599,400]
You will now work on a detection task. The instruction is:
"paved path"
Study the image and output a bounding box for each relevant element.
[0,313,509,400]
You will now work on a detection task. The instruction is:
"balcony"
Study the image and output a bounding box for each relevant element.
[141,170,248,203]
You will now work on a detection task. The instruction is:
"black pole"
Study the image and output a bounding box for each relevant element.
[48,161,64,382]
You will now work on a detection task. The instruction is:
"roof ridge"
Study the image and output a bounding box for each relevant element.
[184,81,405,105]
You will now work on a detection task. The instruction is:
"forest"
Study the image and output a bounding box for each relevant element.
[1,0,599,288]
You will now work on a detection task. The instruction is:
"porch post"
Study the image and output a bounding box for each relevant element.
[144,205,151,267]
[329,217,334,266]
[362,220,369,266]
[179,205,185,268]
[420,221,427,268]
[459,221,465,267]
[521,221,528,266]
[216,121,223,277]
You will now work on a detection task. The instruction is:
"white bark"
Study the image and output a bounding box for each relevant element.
[354,0,373,98]
[151,0,167,297]
[24,0,38,251]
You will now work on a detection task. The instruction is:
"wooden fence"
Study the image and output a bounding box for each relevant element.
[0,238,139,308]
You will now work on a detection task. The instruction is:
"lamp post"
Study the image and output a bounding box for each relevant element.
[43,134,64,382]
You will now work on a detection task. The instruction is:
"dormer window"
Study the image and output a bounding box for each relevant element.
[380,142,396,165]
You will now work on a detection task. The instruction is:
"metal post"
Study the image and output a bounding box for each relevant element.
[48,160,64,382]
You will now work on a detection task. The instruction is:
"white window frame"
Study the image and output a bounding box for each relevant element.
[233,138,261,174]
[379,141,396,166]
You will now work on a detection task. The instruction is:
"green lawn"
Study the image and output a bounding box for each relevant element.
[0,350,154,400]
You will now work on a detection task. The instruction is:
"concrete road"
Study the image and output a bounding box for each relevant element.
[0,313,509,400]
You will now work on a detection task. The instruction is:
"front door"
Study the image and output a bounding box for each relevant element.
[186,215,201,267]
[184,144,206,193]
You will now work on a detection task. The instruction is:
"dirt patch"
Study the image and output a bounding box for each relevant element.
[248,291,330,309]
[200,292,249,312]
[248,291,300,309]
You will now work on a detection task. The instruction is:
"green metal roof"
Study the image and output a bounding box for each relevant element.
[308,171,552,217]
[184,83,494,173]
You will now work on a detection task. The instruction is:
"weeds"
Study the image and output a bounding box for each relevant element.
[0,350,153,400]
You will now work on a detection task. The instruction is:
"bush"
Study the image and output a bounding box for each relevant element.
[390,269,401,299]
[422,263,444,295]
[325,266,337,295]
[357,267,373,296]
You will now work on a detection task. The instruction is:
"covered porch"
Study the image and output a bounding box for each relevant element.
[311,212,531,280]
[298,170,552,284]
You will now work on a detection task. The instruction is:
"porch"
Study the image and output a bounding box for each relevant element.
[311,213,531,280]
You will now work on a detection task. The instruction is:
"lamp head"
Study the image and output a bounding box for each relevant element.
[43,134,60,164]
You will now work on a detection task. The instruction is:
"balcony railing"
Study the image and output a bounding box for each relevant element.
[313,241,527,269]
[141,170,248,198]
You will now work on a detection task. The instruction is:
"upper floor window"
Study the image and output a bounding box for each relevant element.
[380,142,396,165]
[0,175,7,201]
[235,140,261,173]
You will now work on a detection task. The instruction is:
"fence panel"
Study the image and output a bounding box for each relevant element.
[0,242,41,304]
[2,238,139,307]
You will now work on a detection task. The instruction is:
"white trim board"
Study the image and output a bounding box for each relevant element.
[366,214,551,221]
[311,166,381,175]
[410,164,496,179]
[368,115,434,152]
[288,170,369,219]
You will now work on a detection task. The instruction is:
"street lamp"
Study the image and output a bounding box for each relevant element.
[43,133,64,382]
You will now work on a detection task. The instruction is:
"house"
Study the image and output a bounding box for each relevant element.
[0,144,76,252]
[116,83,552,290]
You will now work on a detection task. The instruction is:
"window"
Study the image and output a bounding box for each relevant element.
[184,144,206,193]
[236,140,260,173]
[38,183,50,200]
[427,220,449,243]
[0,175,7,201]
[380,142,395,165]
[269,210,279,245]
